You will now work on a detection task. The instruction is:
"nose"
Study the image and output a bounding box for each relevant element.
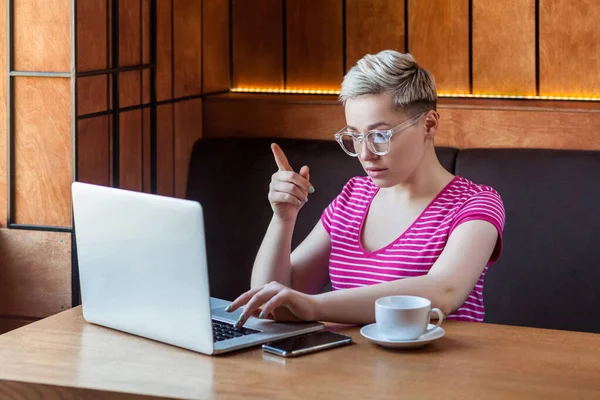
[358,140,378,161]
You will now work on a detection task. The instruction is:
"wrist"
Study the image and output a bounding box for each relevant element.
[271,214,297,225]
[307,292,325,321]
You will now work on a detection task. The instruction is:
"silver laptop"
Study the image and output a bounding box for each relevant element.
[71,182,323,355]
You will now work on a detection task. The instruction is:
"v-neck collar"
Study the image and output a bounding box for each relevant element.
[357,176,459,256]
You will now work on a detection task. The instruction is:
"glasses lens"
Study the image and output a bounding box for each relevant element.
[368,132,389,154]
[340,134,357,155]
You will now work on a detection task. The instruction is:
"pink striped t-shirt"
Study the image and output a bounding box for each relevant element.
[320,175,505,322]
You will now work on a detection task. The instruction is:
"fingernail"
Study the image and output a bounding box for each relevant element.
[304,197,308,203]
[259,311,264,319]
[224,305,231,312]
[308,186,315,194]
[235,314,244,328]
[297,199,302,206]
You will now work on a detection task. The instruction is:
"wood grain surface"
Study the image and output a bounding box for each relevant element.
[203,93,600,150]
[0,317,36,336]
[539,0,600,97]
[119,109,143,192]
[119,0,141,67]
[0,307,597,399]
[0,229,71,318]
[78,116,110,187]
[232,0,284,89]
[77,0,107,72]
[345,0,405,70]
[78,75,109,116]
[13,0,71,72]
[472,0,536,95]
[173,0,202,98]
[156,0,173,101]
[286,0,344,91]
[119,70,142,108]
[13,77,72,227]
[157,104,175,197]
[408,0,470,93]
[203,0,230,93]
[174,98,203,198]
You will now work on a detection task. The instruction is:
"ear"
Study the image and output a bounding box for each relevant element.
[423,111,440,139]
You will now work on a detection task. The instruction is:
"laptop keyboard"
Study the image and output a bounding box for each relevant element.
[212,319,259,342]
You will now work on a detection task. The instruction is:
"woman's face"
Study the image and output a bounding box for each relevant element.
[344,93,433,188]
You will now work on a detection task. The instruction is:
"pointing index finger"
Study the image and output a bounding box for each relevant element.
[271,143,293,172]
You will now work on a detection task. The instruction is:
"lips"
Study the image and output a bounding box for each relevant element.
[366,167,388,178]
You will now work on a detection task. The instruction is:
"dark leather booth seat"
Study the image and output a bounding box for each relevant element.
[186,138,600,333]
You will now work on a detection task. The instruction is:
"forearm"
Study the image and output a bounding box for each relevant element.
[250,216,296,288]
[313,275,455,324]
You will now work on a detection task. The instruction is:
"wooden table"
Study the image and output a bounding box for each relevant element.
[0,307,598,399]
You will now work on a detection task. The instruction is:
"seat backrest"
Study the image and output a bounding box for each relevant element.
[455,148,600,333]
[186,137,457,300]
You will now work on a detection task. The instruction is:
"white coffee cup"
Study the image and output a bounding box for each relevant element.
[375,296,444,341]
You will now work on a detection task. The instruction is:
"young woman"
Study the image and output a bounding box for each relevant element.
[226,50,505,328]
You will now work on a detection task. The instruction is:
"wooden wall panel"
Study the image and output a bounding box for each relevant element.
[286,0,343,91]
[119,0,141,67]
[142,69,150,104]
[142,108,151,192]
[119,110,143,191]
[137,0,151,106]
[174,99,202,198]
[156,0,173,101]
[203,94,600,151]
[0,229,71,318]
[203,94,345,139]
[142,0,151,64]
[76,0,108,117]
[14,77,72,227]
[78,116,110,187]
[157,105,174,197]
[0,0,7,226]
[119,71,141,108]
[224,0,600,99]
[473,0,535,95]
[118,0,142,110]
[203,0,230,93]
[77,0,107,71]
[232,0,283,89]
[540,0,600,97]
[13,0,71,72]
[345,0,405,70]
[436,107,600,150]
[77,75,109,116]
[173,0,202,98]
[0,317,37,335]
[408,0,469,93]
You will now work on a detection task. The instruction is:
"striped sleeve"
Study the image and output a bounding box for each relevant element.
[320,178,357,234]
[449,189,506,264]
[320,195,338,234]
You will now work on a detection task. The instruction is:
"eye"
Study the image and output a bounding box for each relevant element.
[371,132,387,144]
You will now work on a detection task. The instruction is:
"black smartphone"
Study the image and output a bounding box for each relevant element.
[262,330,352,357]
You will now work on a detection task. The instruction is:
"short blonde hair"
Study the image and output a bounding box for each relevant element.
[340,50,437,114]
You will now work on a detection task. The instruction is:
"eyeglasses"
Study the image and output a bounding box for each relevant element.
[334,112,426,157]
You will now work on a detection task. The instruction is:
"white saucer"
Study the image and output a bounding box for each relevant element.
[360,323,445,349]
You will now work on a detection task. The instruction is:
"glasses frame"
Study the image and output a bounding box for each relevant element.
[334,112,428,157]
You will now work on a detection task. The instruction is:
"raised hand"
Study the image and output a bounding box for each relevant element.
[269,143,315,221]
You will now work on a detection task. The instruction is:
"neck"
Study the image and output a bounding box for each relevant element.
[379,144,454,202]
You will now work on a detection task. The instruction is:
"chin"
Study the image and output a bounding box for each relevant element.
[368,176,397,188]
[368,169,414,188]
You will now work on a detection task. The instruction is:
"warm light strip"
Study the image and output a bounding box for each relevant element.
[231,87,600,102]
[231,87,340,95]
